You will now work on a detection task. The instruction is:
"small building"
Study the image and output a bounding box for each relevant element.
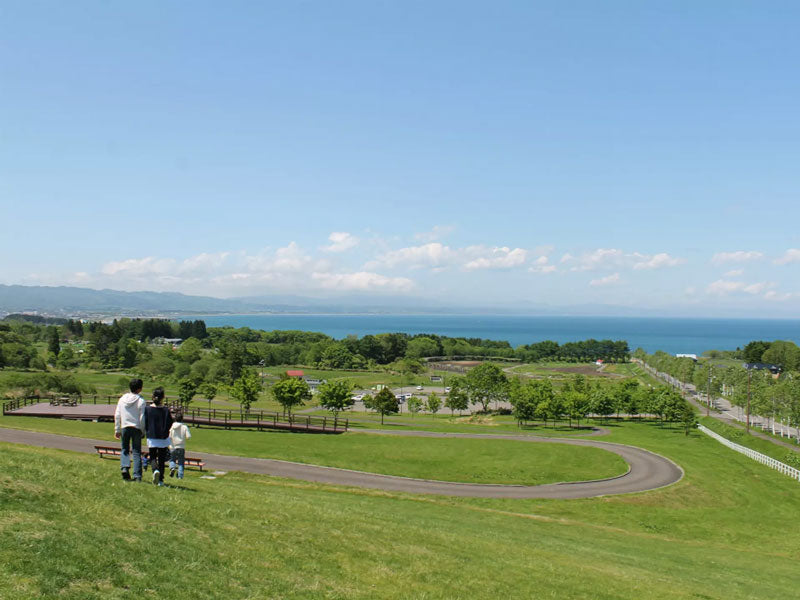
[744,363,781,375]
[304,377,325,392]
[676,354,698,361]
[286,370,304,378]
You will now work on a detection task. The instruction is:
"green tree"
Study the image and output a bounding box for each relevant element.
[680,402,697,435]
[464,363,508,412]
[425,392,442,418]
[364,387,399,425]
[444,381,470,416]
[230,370,261,412]
[407,396,423,418]
[590,388,615,422]
[405,337,440,359]
[178,377,198,409]
[742,340,772,363]
[271,377,311,416]
[197,382,218,409]
[178,337,203,364]
[761,340,800,372]
[317,379,354,417]
[47,326,60,358]
[509,379,537,425]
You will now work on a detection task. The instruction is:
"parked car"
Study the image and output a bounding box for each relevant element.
[416,385,423,391]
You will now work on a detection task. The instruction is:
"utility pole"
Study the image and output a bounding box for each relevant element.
[706,367,711,417]
[746,368,752,433]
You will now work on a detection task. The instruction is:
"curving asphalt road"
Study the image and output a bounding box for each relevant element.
[0,426,683,499]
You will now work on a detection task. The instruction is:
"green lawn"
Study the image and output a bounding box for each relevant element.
[699,416,800,462]
[0,412,625,485]
[308,409,604,436]
[2,416,800,599]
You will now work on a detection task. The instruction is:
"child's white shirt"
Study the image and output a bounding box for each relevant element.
[169,422,191,448]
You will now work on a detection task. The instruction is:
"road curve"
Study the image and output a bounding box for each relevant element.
[0,426,683,499]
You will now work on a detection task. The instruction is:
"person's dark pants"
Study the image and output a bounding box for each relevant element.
[149,446,169,482]
[120,427,142,480]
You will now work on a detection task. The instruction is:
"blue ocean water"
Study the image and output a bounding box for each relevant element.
[192,314,800,356]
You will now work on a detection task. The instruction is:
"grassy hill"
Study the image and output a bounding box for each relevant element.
[2,416,800,599]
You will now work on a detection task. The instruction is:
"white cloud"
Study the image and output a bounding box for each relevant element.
[764,290,799,302]
[724,269,744,277]
[90,243,416,296]
[711,250,764,265]
[565,248,624,271]
[706,279,774,296]
[528,255,557,274]
[101,257,177,276]
[742,282,771,295]
[706,280,746,295]
[414,225,455,242]
[590,273,621,286]
[366,243,456,270]
[774,249,800,265]
[322,232,358,253]
[561,248,683,272]
[368,243,529,271]
[311,271,415,293]
[463,246,527,271]
[632,253,685,270]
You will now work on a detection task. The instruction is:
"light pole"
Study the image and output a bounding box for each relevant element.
[746,367,752,433]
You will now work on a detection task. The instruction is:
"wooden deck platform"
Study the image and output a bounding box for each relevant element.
[4,400,347,434]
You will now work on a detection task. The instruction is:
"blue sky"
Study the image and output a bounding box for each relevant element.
[2,1,800,316]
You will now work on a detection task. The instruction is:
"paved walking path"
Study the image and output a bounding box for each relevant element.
[0,426,682,499]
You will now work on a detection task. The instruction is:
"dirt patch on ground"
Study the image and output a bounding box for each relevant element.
[437,361,482,367]
[545,365,615,377]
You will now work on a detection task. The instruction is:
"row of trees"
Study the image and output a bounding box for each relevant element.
[2,316,631,375]
[638,347,800,439]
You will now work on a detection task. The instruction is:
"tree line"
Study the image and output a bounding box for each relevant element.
[637,345,800,440]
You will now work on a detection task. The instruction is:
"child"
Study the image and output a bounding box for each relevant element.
[145,387,173,486]
[168,410,192,479]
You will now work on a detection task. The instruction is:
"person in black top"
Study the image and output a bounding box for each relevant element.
[145,387,173,486]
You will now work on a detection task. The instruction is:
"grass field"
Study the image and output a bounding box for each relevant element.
[0,413,625,485]
[2,415,800,599]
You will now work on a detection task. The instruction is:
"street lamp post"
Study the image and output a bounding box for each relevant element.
[746,367,752,433]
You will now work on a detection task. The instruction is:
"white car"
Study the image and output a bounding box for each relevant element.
[444,387,451,393]
[351,394,364,401]
[416,385,423,391]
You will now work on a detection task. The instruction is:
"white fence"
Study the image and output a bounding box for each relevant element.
[698,425,800,482]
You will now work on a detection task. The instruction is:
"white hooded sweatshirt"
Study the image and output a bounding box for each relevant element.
[114,392,146,434]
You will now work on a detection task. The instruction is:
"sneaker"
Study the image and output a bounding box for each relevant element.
[152,470,160,485]
[121,468,131,481]
[157,481,165,487]
[169,467,176,478]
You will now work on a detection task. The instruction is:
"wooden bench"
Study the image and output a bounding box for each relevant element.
[93,445,206,471]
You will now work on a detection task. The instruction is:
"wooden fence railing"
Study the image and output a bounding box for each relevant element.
[177,406,348,433]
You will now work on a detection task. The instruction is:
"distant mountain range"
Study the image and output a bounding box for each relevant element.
[0,283,703,319]
[0,284,464,317]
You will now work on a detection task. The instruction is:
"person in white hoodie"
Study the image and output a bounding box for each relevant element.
[168,410,192,479]
[114,378,146,481]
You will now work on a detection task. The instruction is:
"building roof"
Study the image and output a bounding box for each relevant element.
[286,370,304,377]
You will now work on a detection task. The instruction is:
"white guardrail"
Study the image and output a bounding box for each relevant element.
[698,425,800,483]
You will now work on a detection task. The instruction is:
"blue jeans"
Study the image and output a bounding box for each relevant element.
[120,427,143,479]
[169,448,185,479]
